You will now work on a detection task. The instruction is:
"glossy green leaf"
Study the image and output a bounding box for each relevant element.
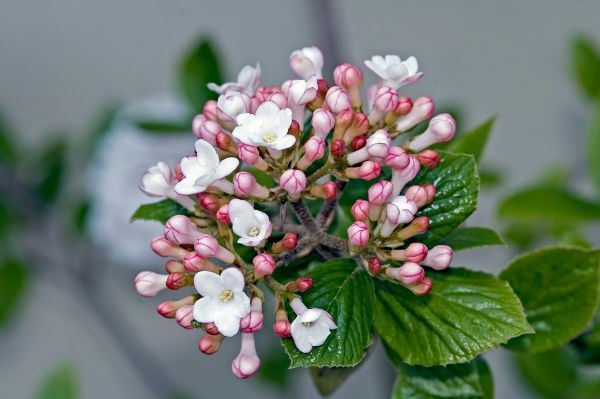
[310,366,358,396]
[571,36,600,99]
[586,104,600,195]
[282,258,374,367]
[0,259,28,327]
[409,151,479,246]
[177,38,222,112]
[35,364,77,399]
[447,117,495,164]
[516,347,578,399]
[439,227,505,251]
[500,247,600,352]
[375,267,532,366]
[130,199,191,224]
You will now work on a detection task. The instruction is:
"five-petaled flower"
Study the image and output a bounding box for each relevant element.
[289,298,337,353]
[229,199,272,247]
[364,55,422,90]
[232,101,295,152]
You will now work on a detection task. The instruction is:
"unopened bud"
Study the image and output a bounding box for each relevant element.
[198,334,225,355]
[421,245,452,270]
[151,236,188,260]
[253,253,275,277]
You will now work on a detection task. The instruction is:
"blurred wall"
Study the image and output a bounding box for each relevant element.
[1,1,600,398]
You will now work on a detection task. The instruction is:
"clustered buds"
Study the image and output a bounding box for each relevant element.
[135,45,455,379]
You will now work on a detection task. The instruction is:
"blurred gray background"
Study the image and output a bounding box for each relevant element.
[1,0,600,398]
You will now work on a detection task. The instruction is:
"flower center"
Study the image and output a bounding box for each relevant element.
[219,289,234,302]
[302,321,312,327]
[262,132,277,144]
[248,226,260,237]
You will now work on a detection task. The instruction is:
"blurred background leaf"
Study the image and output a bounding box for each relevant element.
[571,35,600,100]
[0,259,27,328]
[447,116,495,164]
[35,364,78,399]
[34,137,68,204]
[516,347,578,399]
[586,104,600,195]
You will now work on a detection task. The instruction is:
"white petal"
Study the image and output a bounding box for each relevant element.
[220,267,246,292]
[230,291,251,318]
[193,297,218,323]
[194,271,223,297]
[215,157,239,179]
[214,312,241,337]
[271,134,296,150]
[237,236,259,247]
[290,320,313,353]
[174,178,205,195]
[307,321,332,347]
[403,56,419,75]
[255,101,280,118]
[195,139,219,167]
[229,199,255,221]
[301,308,323,323]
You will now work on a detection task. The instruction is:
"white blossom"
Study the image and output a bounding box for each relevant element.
[289,46,324,80]
[229,199,272,247]
[290,300,336,354]
[364,55,422,90]
[208,63,261,95]
[232,101,295,151]
[139,162,196,209]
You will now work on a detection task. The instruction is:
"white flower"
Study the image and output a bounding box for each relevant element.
[364,55,422,90]
[289,46,324,80]
[193,268,251,337]
[232,101,295,151]
[229,199,272,247]
[174,139,239,195]
[282,76,319,106]
[217,91,251,122]
[290,307,337,353]
[139,161,196,209]
[208,63,261,95]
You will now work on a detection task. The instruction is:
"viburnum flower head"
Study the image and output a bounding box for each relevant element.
[208,63,261,95]
[229,199,272,247]
[232,101,295,151]
[175,139,239,195]
[364,55,422,90]
[193,268,251,337]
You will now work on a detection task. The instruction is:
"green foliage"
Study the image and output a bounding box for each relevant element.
[439,227,505,251]
[516,347,578,399]
[500,247,600,353]
[35,364,78,399]
[478,167,503,189]
[375,267,532,366]
[134,118,191,135]
[86,104,119,156]
[0,259,28,328]
[0,111,17,166]
[35,138,67,204]
[575,319,600,364]
[586,104,600,195]
[257,345,293,389]
[571,36,600,100]
[177,38,222,112]
[282,258,374,368]
[130,199,190,224]
[309,366,358,396]
[447,117,495,164]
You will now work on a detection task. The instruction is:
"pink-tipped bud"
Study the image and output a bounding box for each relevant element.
[240,297,264,333]
[311,108,335,139]
[271,232,298,254]
[397,216,430,241]
[193,118,221,145]
[273,319,292,338]
[322,181,338,200]
[423,184,436,205]
[204,322,220,335]
[332,108,355,140]
[346,129,391,165]
[192,114,207,138]
[216,204,230,224]
[294,276,313,292]
[216,131,237,154]
[368,257,382,275]
[417,150,440,169]
[348,221,370,248]
[351,199,371,221]
[166,272,192,290]
[351,135,367,151]
[333,63,363,107]
[422,245,452,270]
[182,252,219,273]
[151,236,188,260]
[409,113,456,152]
[289,46,324,80]
[157,296,195,318]
[175,305,194,329]
[194,234,236,264]
[279,169,307,199]
[369,86,399,124]
[380,196,418,237]
[390,243,428,263]
[394,97,413,116]
[253,253,275,277]
[217,91,251,123]
[198,334,224,355]
[368,180,394,205]
[134,271,168,297]
[237,143,259,164]
[390,156,420,197]
[255,86,280,103]
[198,193,219,214]
[203,100,218,121]
[164,215,202,245]
[267,92,288,109]
[386,262,425,285]
[404,185,430,208]
[385,146,411,169]
[346,161,381,181]
[407,277,433,296]
[297,136,326,170]
[325,86,352,114]
[330,139,346,158]
[396,96,435,132]
[233,172,270,199]
[165,260,185,274]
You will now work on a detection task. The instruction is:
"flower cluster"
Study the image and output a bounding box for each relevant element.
[134,46,456,378]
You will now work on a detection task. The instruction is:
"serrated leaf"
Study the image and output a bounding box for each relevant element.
[586,104,600,195]
[409,151,479,246]
[0,259,28,327]
[177,38,222,112]
[516,347,578,399]
[35,364,77,399]
[282,258,374,368]
[447,117,495,164]
[439,227,505,251]
[375,267,532,366]
[309,366,358,396]
[498,186,600,222]
[130,199,190,224]
[500,247,600,353]
[571,36,600,100]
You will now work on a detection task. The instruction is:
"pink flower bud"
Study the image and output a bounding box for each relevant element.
[216,204,230,224]
[386,262,425,285]
[294,276,313,292]
[417,150,440,169]
[253,253,275,277]
[311,108,335,139]
[333,63,363,106]
[279,169,307,198]
[325,86,352,114]
[351,199,371,221]
[369,86,399,124]
[237,143,259,164]
[240,297,264,333]
[134,271,168,297]
[297,136,326,170]
[346,161,381,181]
[194,234,236,264]
[332,108,355,139]
[348,221,370,248]
[192,114,207,139]
[233,172,270,199]
[175,305,194,329]
[182,252,219,273]
[273,319,292,338]
[289,46,324,79]
[404,185,429,208]
[396,96,435,132]
[390,243,428,263]
[422,245,452,270]
[321,181,337,200]
[423,184,436,204]
[216,131,237,153]
[217,91,251,123]
[406,277,433,296]
[394,96,413,116]
[232,333,261,379]
[267,92,288,109]
[397,216,430,241]
[282,233,298,250]
[198,334,224,355]
[164,215,202,245]
[165,260,185,274]
[390,156,420,197]
[157,296,195,318]
[166,272,191,290]
[204,322,220,335]
[385,146,411,169]
[347,129,391,165]
[198,193,219,214]
[151,236,188,259]
[368,257,382,275]
[368,180,394,205]
[203,100,218,121]
[255,86,280,103]
[192,118,221,145]
[351,135,367,151]
[409,113,456,152]
[380,196,418,237]
[330,139,346,157]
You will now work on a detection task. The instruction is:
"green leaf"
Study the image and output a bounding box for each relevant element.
[35,138,67,204]
[571,36,600,100]
[474,357,494,399]
[575,318,600,364]
[310,366,358,396]
[282,258,374,367]
[500,247,600,353]
[35,364,77,399]
[478,167,503,189]
[86,104,119,157]
[409,151,479,246]
[516,347,578,399]
[177,38,222,112]
[498,186,600,222]
[586,104,600,195]
[134,118,191,134]
[0,259,28,327]
[447,117,495,164]
[439,227,505,251]
[130,199,191,224]
[0,111,17,165]
[375,267,532,366]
